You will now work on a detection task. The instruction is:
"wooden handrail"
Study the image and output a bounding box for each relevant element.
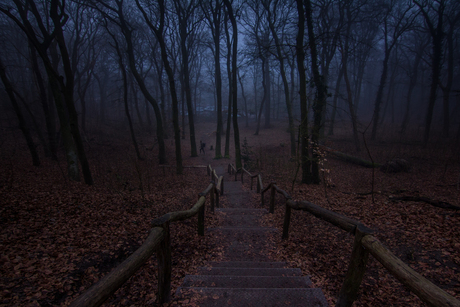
[70,227,165,307]
[285,200,363,235]
[229,162,460,307]
[362,235,460,307]
[71,165,224,307]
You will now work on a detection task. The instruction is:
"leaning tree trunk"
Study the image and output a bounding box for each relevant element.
[29,44,57,159]
[118,12,167,166]
[0,58,40,167]
[111,35,143,160]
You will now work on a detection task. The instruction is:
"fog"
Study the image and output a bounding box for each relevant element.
[1,0,459,180]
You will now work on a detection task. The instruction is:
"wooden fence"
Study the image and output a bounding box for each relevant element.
[228,163,460,307]
[70,165,224,307]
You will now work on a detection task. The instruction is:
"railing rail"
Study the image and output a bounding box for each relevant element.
[229,162,460,307]
[70,165,224,307]
[228,163,263,192]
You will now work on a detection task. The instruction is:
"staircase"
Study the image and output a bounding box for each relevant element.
[176,167,328,306]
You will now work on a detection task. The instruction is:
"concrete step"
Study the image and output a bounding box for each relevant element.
[197,267,302,276]
[175,287,329,307]
[182,275,312,288]
[206,261,287,268]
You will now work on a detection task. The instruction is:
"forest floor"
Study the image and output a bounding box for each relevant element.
[1,118,459,306]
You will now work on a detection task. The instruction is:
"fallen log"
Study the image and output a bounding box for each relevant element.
[321,146,380,168]
[389,196,460,210]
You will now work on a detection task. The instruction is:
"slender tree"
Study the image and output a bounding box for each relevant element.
[414,0,446,147]
[173,0,199,157]
[223,0,241,169]
[296,0,312,184]
[371,0,416,140]
[263,0,296,157]
[202,0,224,159]
[107,28,143,160]
[305,0,327,184]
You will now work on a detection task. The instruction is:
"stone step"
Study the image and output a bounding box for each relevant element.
[197,267,302,276]
[218,214,260,227]
[182,275,312,288]
[216,208,268,215]
[207,261,287,268]
[175,287,328,307]
[208,226,277,232]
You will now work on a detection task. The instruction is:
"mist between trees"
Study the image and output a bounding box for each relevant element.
[1,0,459,184]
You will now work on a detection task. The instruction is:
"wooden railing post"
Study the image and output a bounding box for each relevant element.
[221,177,224,195]
[336,224,372,307]
[198,199,205,236]
[269,184,276,213]
[261,188,265,207]
[241,170,244,184]
[157,222,171,304]
[210,184,215,213]
[234,169,238,181]
[282,202,292,239]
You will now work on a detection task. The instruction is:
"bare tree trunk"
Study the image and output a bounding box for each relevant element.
[224,13,232,158]
[296,0,312,184]
[223,0,241,169]
[415,1,445,147]
[264,4,296,157]
[50,1,94,185]
[29,44,57,159]
[211,2,223,158]
[238,73,249,127]
[131,82,145,131]
[110,34,142,160]
[328,65,344,136]
[178,12,197,157]
[264,56,271,129]
[135,0,182,172]
[255,58,267,136]
[400,51,422,134]
[306,0,328,183]
[441,22,456,138]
